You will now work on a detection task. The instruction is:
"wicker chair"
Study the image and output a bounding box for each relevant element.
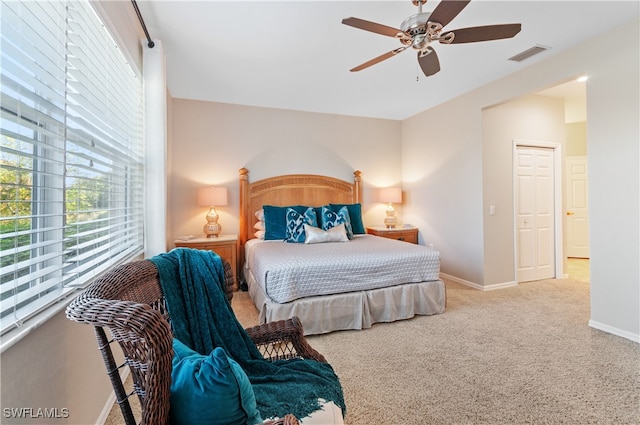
[66,258,327,425]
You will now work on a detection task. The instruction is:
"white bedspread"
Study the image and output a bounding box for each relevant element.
[245,235,440,303]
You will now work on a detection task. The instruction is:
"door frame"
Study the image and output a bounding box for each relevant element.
[512,139,564,282]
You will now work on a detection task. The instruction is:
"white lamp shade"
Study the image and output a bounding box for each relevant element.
[379,187,402,204]
[198,186,228,207]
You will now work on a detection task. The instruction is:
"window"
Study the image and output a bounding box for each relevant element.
[0,0,144,334]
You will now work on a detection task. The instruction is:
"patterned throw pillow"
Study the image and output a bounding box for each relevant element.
[285,207,318,243]
[329,203,365,234]
[321,205,353,240]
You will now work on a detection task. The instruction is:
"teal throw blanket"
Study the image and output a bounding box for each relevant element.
[150,248,345,420]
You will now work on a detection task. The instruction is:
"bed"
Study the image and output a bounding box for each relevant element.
[239,168,446,335]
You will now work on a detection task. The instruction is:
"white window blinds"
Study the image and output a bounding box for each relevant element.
[0,0,144,334]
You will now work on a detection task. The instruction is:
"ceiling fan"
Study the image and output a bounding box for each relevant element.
[342,0,522,77]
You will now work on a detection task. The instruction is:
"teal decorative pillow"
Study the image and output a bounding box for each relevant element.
[329,203,365,234]
[263,205,289,240]
[285,207,318,243]
[321,205,353,240]
[263,205,314,240]
[170,338,263,425]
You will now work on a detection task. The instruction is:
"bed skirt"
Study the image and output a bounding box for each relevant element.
[245,269,446,335]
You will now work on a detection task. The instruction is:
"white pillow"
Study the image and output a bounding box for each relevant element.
[254,230,265,240]
[255,209,265,221]
[253,221,265,230]
[304,224,349,244]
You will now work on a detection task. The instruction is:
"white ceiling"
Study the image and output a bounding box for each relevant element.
[136,1,638,120]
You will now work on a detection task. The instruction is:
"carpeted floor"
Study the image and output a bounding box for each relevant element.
[236,277,639,425]
[107,275,640,425]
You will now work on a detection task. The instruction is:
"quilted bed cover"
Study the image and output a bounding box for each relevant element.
[244,234,440,303]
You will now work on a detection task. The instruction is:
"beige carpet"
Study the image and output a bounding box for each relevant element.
[107,277,640,425]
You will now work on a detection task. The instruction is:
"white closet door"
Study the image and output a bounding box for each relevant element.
[515,146,555,282]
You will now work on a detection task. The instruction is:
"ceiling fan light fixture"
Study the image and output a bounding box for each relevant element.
[400,12,431,35]
[412,34,429,49]
[400,13,444,50]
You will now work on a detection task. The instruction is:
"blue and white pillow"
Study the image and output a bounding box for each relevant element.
[329,203,365,234]
[321,205,353,240]
[285,207,318,243]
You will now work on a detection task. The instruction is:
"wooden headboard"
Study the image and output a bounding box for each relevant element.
[238,167,362,264]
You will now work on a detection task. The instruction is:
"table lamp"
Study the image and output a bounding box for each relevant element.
[198,186,228,238]
[379,187,402,228]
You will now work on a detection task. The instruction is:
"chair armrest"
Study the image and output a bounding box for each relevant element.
[222,258,235,301]
[66,297,173,425]
[245,317,327,363]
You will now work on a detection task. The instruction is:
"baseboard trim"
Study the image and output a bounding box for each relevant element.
[588,320,640,343]
[440,273,517,291]
[440,273,482,289]
[97,392,117,425]
[96,368,130,425]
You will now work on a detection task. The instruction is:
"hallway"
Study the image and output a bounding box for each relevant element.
[567,258,590,282]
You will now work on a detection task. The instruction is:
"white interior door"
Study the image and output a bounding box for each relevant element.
[566,156,590,258]
[515,146,556,282]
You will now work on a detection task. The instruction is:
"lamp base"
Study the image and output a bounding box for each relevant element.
[203,223,221,238]
[203,207,222,238]
[384,203,398,228]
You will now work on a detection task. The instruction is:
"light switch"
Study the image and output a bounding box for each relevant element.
[489,205,496,215]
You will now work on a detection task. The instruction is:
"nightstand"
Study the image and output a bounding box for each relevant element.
[366,226,418,244]
[174,234,239,288]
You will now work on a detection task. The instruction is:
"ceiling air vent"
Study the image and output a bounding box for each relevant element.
[509,45,550,62]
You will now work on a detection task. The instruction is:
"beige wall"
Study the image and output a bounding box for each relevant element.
[400,94,566,287]
[1,310,117,425]
[566,122,587,156]
[401,94,485,283]
[168,100,402,244]
[402,18,638,340]
[586,19,639,340]
[481,95,566,286]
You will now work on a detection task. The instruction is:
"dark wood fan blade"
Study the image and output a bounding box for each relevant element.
[418,48,440,76]
[428,0,471,28]
[444,24,522,43]
[350,47,407,72]
[342,17,404,38]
